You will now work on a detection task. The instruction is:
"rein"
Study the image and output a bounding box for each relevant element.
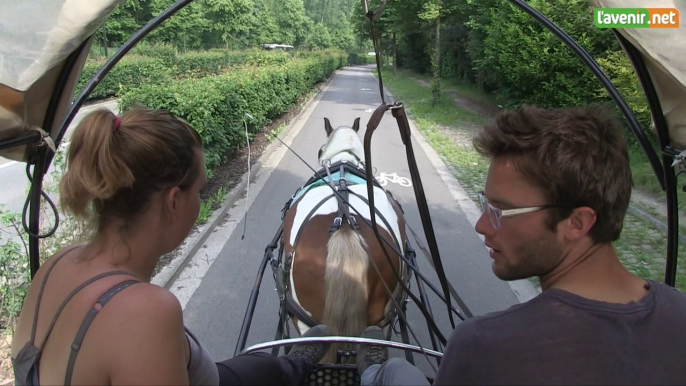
[359,0,473,333]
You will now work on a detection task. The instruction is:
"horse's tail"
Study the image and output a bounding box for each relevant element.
[321,225,369,363]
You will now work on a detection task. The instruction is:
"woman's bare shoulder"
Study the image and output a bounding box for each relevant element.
[103,282,183,322]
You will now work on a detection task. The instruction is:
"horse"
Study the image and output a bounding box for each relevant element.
[280,117,410,363]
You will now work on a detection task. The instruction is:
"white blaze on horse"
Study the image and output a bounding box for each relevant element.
[281,117,409,363]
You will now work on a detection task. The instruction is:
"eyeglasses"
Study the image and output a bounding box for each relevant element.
[477,191,568,229]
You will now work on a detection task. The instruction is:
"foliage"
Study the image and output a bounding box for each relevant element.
[75,49,295,101]
[351,0,655,146]
[75,56,171,100]
[103,0,356,51]
[303,23,334,49]
[0,150,91,333]
[596,51,655,144]
[348,53,376,65]
[130,41,179,62]
[119,51,348,175]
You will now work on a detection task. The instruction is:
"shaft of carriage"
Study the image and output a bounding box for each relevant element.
[234,222,284,356]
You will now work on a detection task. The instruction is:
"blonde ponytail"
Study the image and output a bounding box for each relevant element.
[59,106,202,227]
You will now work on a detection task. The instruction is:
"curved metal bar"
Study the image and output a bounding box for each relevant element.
[239,336,444,359]
[25,38,91,277]
[507,0,665,190]
[45,0,198,172]
[234,224,281,356]
[27,153,46,278]
[0,132,42,152]
[612,31,679,287]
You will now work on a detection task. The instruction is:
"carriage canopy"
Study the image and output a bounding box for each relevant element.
[590,0,686,148]
[0,0,124,162]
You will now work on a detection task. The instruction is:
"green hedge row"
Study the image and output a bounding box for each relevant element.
[119,52,347,174]
[75,49,296,100]
[348,53,377,65]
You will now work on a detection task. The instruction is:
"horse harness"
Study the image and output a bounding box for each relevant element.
[269,160,413,330]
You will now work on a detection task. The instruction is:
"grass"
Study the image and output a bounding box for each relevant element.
[268,122,288,142]
[397,69,505,109]
[629,144,686,213]
[196,184,230,225]
[377,67,686,292]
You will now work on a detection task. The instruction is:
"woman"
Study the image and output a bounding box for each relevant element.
[10,107,331,385]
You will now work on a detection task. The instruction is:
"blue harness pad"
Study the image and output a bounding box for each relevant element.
[290,170,367,207]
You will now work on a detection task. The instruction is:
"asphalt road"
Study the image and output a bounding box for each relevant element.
[178,65,522,377]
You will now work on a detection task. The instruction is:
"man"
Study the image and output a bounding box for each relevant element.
[358,105,686,385]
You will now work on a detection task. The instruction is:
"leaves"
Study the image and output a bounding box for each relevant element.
[102,0,356,51]
[119,51,348,175]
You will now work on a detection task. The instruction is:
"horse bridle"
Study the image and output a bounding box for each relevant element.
[317,125,363,168]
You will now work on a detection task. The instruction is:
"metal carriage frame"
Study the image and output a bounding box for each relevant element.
[1,0,684,383]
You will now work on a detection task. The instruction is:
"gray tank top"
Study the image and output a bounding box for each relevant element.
[12,245,219,386]
[185,328,220,385]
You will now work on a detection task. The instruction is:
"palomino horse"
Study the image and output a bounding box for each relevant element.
[281,117,409,363]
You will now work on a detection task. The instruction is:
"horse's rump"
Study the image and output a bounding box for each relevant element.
[282,182,408,362]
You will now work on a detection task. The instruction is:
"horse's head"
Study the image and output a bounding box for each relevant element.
[317,117,364,166]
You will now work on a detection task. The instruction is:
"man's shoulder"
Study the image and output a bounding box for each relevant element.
[652,280,686,312]
[447,292,554,344]
[653,280,686,300]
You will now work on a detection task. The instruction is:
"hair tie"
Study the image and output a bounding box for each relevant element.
[113,116,122,131]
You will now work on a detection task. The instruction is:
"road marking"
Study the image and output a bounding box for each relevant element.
[0,160,17,170]
[376,172,412,187]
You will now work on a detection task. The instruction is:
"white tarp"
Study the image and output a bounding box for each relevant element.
[590,0,686,147]
[0,0,123,91]
[0,0,124,162]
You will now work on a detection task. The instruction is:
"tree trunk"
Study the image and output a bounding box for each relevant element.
[432,15,441,105]
[392,32,397,76]
[102,26,108,57]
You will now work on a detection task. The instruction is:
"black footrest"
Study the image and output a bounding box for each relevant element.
[307,365,360,386]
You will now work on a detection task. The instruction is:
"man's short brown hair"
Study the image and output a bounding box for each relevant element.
[473,105,633,243]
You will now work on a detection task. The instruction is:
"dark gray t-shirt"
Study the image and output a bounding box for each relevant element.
[434,281,686,385]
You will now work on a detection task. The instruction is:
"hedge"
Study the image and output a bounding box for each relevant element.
[75,56,171,100]
[119,52,348,174]
[75,49,306,101]
[348,53,377,65]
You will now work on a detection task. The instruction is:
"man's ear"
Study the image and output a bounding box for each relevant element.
[562,207,596,241]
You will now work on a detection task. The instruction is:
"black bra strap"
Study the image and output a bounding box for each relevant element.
[36,270,134,351]
[64,279,140,386]
[29,244,83,343]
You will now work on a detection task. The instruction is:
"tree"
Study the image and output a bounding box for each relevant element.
[148,0,209,50]
[105,0,146,47]
[303,22,333,49]
[274,0,313,46]
[204,0,259,49]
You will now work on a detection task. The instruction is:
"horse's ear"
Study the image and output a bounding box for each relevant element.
[352,117,360,132]
[324,118,334,136]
